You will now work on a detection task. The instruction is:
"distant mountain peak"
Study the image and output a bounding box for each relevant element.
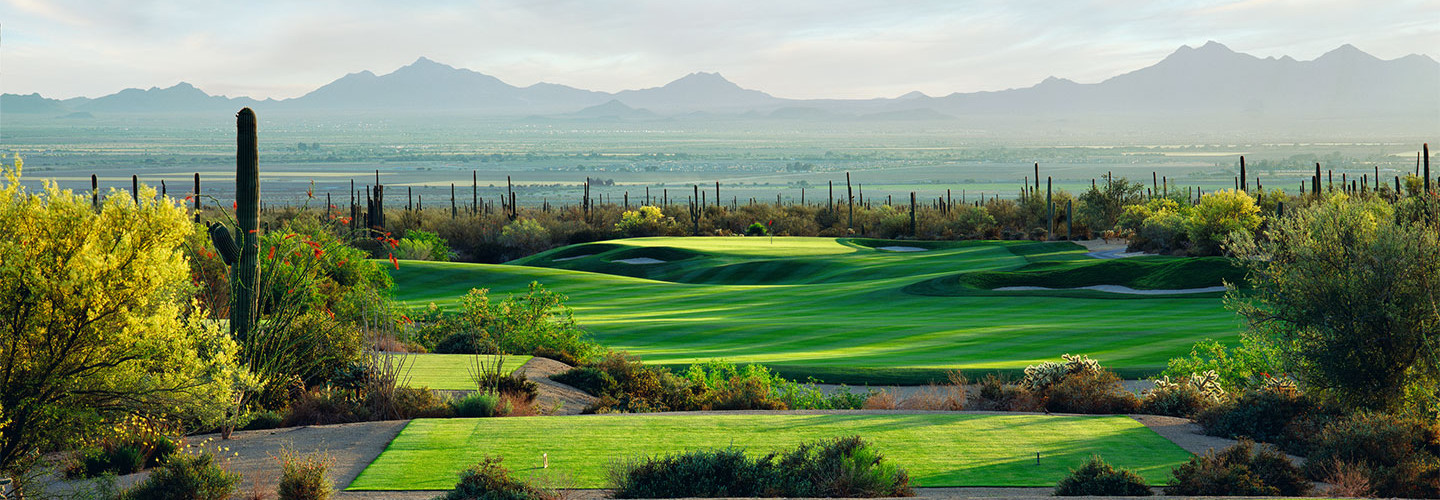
[896,90,930,100]
[1198,40,1232,52]
[1317,43,1379,63]
[1036,76,1078,87]
[666,72,739,88]
[403,56,451,70]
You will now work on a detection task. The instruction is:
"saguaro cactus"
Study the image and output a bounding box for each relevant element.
[231,108,260,338]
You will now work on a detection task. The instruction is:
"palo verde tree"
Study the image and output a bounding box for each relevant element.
[1226,194,1440,412]
[0,156,238,473]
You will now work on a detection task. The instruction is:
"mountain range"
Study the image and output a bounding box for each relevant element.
[4,42,1437,133]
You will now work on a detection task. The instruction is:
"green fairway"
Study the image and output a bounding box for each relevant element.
[398,354,532,391]
[390,237,1242,382]
[347,413,1194,490]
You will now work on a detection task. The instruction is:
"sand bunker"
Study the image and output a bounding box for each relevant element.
[1086,249,1148,259]
[552,254,594,262]
[877,246,928,252]
[613,257,666,264]
[994,285,1227,295]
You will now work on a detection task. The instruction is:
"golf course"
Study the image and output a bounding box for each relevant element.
[389,237,1244,383]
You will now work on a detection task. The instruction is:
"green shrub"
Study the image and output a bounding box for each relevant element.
[476,372,540,404]
[453,392,501,418]
[1141,372,1223,418]
[1304,412,1440,498]
[1053,455,1152,496]
[241,411,285,431]
[276,449,333,500]
[1164,440,1310,497]
[391,386,456,419]
[745,222,768,236]
[80,444,144,477]
[120,452,240,500]
[438,456,555,500]
[608,436,912,498]
[403,229,451,261]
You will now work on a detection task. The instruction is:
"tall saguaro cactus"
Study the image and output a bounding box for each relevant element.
[231,108,261,338]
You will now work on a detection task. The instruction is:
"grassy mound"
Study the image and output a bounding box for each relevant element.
[347,414,1192,490]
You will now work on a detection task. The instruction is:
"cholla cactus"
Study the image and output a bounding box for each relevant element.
[1022,354,1103,391]
[1154,370,1226,403]
[1259,374,1299,395]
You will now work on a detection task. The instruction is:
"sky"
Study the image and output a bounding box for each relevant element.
[1,0,1436,100]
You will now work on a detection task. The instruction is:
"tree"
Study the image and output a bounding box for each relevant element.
[0,159,237,472]
[1226,195,1440,411]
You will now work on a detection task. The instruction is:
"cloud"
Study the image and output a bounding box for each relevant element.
[0,0,1434,99]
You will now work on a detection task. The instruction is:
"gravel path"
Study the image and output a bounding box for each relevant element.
[519,357,596,415]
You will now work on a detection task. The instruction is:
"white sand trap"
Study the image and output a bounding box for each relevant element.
[995,285,1227,295]
[876,246,928,252]
[552,254,593,262]
[1086,249,1148,259]
[613,257,666,264]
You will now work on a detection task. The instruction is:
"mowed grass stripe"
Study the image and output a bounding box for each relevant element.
[346,413,1193,490]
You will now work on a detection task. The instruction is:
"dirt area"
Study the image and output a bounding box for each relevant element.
[518,357,596,416]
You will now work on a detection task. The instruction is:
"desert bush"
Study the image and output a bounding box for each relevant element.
[241,411,286,431]
[1185,188,1261,255]
[1194,385,1337,453]
[968,374,1040,412]
[434,284,602,365]
[499,218,553,255]
[476,372,540,404]
[1044,370,1139,414]
[897,373,966,411]
[438,456,556,500]
[863,391,897,410]
[1053,455,1152,496]
[1165,439,1309,497]
[1162,336,1284,393]
[1021,354,1101,392]
[608,436,912,498]
[1318,459,1375,499]
[777,383,871,410]
[1141,371,1224,417]
[615,206,674,237]
[453,392,501,418]
[120,452,241,500]
[276,448,334,500]
[1303,412,1440,498]
[401,229,451,261]
[390,386,455,419]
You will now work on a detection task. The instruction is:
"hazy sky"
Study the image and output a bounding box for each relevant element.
[2,0,1436,100]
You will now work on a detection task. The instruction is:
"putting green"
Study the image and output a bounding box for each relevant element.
[391,237,1242,382]
[398,354,532,391]
[346,413,1193,490]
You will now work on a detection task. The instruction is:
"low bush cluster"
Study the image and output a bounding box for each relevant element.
[413,284,602,366]
[437,456,558,500]
[119,451,241,500]
[1139,371,1225,418]
[1193,384,1338,454]
[1165,439,1310,497]
[277,448,334,500]
[608,436,913,498]
[1053,455,1152,496]
[552,354,872,413]
[1303,412,1440,498]
[66,416,180,479]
